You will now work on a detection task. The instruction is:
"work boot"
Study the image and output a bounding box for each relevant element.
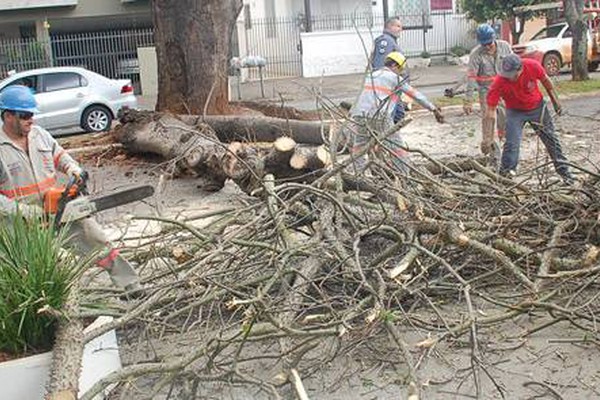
[499,169,516,179]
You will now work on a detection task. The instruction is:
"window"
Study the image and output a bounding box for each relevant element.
[42,72,84,92]
[531,24,566,40]
[431,0,453,11]
[8,76,39,93]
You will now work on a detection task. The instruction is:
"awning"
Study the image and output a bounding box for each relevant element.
[0,0,78,11]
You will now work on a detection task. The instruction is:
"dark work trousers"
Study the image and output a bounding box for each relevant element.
[502,101,572,179]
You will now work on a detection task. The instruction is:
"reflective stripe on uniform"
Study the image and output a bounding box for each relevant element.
[467,72,496,82]
[363,85,399,102]
[53,150,65,168]
[0,176,56,199]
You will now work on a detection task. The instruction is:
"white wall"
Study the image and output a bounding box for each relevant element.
[301,29,375,77]
[301,14,476,78]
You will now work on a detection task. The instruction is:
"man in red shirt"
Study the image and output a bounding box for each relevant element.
[483,54,574,183]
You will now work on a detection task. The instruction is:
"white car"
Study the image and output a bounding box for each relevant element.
[513,22,600,76]
[0,66,138,133]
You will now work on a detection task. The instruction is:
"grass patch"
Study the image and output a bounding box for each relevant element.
[0,213,84,356]
[555,78,600,95]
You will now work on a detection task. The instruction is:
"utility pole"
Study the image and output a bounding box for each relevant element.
[303,0,312,32]
[383,0,389,21]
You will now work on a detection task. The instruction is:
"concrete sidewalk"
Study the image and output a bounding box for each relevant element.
[137,62,466,111]
[230,62,465,108]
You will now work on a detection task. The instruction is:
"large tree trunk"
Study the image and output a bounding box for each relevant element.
[178,115,331,145]
[564,0,589,81]
[510,15,526,44]
[151,0,243,114]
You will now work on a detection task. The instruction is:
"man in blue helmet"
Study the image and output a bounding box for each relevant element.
[0,85,144,298]
[464,23,513,162]
[371,16,410,124]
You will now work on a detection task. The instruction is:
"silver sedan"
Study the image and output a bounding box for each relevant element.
[0,66,137,133]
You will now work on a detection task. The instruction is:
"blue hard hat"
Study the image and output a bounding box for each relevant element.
[476,23,496,45]
[0,85,39,113]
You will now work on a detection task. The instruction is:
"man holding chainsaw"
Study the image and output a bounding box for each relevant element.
[0,85,143,296]
[463,24,512,160]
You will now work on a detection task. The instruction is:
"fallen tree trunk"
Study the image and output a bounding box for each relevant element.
[45,284,82,400]
[116,109,331,193]
[179,114,330,145]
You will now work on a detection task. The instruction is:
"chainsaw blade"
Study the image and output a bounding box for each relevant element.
[89,185,155,212]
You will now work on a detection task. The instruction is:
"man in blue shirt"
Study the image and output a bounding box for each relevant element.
[371,17,410,123]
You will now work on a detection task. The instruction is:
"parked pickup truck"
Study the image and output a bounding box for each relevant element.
[512,22,600,76]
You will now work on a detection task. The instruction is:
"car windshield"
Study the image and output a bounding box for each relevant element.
[531,24,565,40]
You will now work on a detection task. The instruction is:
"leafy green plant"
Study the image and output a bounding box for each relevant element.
[0,213,83,356]
[450,45,469,57]
[420,51,431,59]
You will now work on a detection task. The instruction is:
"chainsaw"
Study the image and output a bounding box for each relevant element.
[443,87,466,98]
[43,172,155,229]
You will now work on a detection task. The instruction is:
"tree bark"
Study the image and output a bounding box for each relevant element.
[178,115,330,145]
[151,0,243,114]
[45,285,82,400]
[564,0,589,81]
[510,15,526,44]
[116,110,229,191]
[117,110,331,194]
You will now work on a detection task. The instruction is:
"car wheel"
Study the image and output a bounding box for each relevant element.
[82,105,113,132]
[542,53,562,76]
[588,61,600,72]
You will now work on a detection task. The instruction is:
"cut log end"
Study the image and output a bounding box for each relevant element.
[274,136,296,152]
[290,145,331,170]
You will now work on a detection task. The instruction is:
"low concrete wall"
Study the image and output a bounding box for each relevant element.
[138,46,157,97]
[300,29,374,78]
[300,13,476,78]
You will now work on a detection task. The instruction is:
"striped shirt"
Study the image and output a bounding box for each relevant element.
[351,68,435,126]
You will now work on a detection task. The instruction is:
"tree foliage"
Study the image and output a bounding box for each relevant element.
[460,0,554,43]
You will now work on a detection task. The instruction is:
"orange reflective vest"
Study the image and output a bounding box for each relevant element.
[351,68,436,125]
[0,125,82,217]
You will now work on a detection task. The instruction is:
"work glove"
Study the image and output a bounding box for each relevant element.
[433,107,445,124]
[71,169,89,186]
[463,102,473,115]
[552,101,563,116]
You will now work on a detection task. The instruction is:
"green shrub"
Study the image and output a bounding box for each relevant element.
[420,51,431,58]
[450,45,469,57]
[0,213,83,356]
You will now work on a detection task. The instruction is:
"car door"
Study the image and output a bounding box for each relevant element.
[560,26,573,65]
[35,72,89,130]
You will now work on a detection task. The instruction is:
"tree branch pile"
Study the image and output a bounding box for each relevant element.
[76,124,600,398]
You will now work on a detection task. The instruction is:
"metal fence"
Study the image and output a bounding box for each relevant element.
[0,28,154,93]
[242,11,475,80]
[0,11,474,89]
